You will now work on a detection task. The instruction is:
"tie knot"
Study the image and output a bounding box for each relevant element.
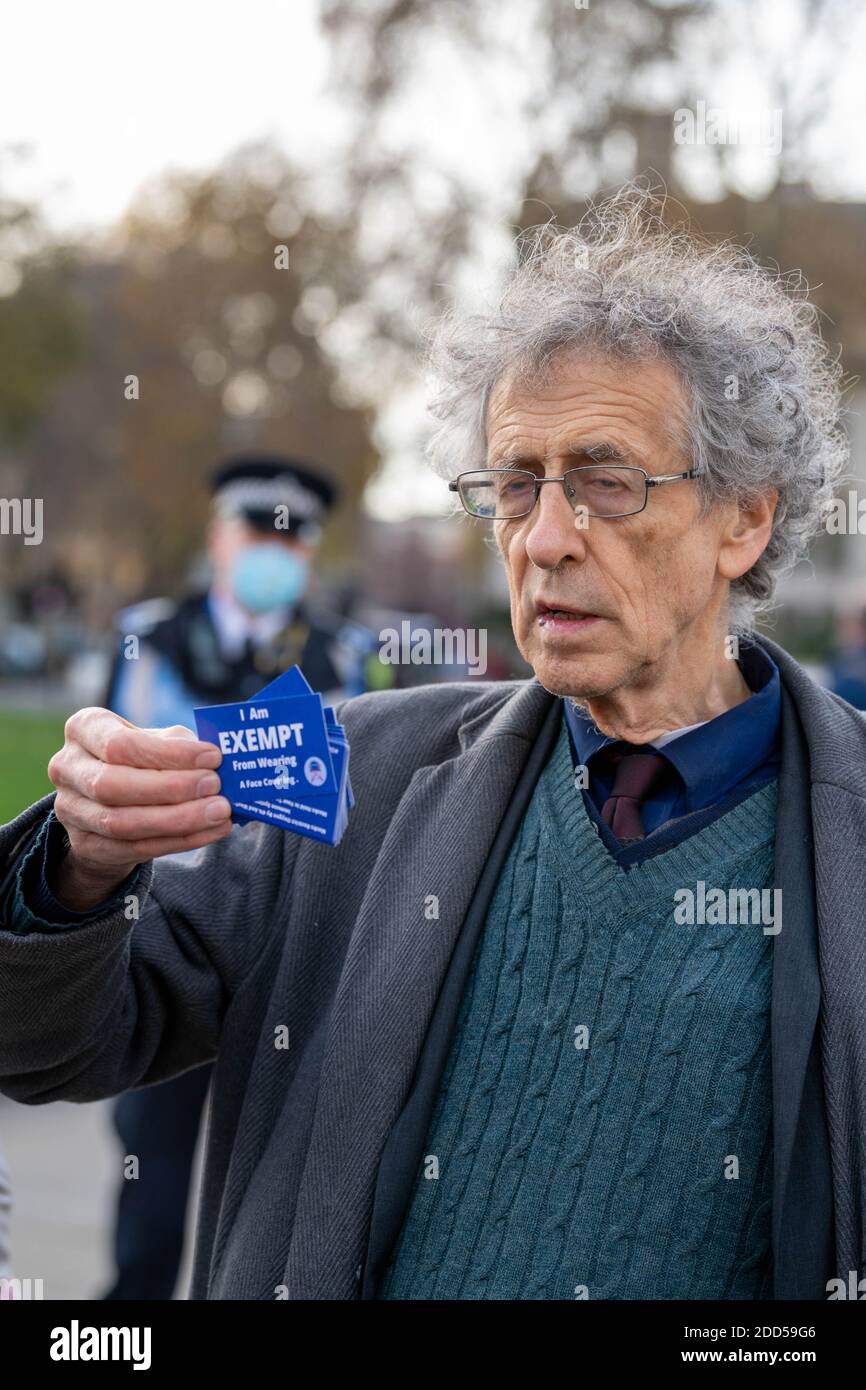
[607,747,671,799]
[595,743,672,840]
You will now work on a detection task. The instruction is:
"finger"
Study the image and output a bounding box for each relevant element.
[148,724,200,741]
[67,709,221,771]
[51,744,222,807]
[68,820,234,868]
[55,786,232,841]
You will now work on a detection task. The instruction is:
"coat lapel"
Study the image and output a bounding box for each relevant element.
[759,632,866,1293]
[282,679,554,1298]
[768,671,831,1295]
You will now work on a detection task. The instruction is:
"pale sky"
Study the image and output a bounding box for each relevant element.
[0,0,535,236]
[0,2,335,232]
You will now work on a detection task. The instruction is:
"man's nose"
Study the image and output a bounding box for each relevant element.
[523,480,588,570]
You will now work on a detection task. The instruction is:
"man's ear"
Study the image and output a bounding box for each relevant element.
[717,490,779,583]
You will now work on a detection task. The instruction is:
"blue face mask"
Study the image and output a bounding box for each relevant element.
[230,543,309,614]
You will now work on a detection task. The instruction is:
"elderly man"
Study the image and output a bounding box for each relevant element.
[0,189,863,1302]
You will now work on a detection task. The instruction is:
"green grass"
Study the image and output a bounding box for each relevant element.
[0,709,69,823]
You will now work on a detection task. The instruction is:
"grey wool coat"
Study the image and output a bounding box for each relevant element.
[0,634,865,1300]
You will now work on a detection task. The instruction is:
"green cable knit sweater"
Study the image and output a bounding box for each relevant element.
[380,722,778,1300]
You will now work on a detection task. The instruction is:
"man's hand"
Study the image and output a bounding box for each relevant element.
[47,708,232,911]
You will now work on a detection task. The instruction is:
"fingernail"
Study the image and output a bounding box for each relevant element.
[195,748,222,769]
[197,773,220,797]
[205,797,231,822]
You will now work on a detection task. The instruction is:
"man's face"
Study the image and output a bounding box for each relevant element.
[489,352,740,701]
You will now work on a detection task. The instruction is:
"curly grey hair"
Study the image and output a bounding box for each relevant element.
[425,184,848,629]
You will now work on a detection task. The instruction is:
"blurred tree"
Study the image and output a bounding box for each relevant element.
[0,153,83,448]
[108,146,378,594]
[24,145,378,614]
[0,148,85,594]
[318,0,857,358]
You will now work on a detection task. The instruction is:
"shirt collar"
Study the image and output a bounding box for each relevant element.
[207,589,292,660]
[563,640,781,813]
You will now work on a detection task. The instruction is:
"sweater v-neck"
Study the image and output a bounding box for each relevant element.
[540,719,779,913]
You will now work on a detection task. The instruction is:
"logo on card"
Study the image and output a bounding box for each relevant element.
[304,755,328,787]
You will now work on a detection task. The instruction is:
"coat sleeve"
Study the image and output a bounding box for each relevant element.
[0,794,296,1105]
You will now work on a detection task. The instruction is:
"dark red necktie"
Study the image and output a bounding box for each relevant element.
[598,745,672,840]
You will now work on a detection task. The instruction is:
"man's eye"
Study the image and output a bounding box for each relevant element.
[500,478,533,495]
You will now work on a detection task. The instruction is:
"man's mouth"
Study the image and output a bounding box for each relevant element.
[534,600,604,631]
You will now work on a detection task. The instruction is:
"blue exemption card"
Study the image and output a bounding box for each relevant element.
[193,670,353,845]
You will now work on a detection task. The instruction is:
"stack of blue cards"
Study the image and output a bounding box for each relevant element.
[193,666,354,847]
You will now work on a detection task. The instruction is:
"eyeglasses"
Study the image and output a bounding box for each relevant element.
[448,464,704,521]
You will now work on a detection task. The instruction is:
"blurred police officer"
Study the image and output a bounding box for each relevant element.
[103,454,382,1300]
[106,454,380,724]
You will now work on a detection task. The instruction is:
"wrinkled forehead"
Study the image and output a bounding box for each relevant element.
[485,349,690,464]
